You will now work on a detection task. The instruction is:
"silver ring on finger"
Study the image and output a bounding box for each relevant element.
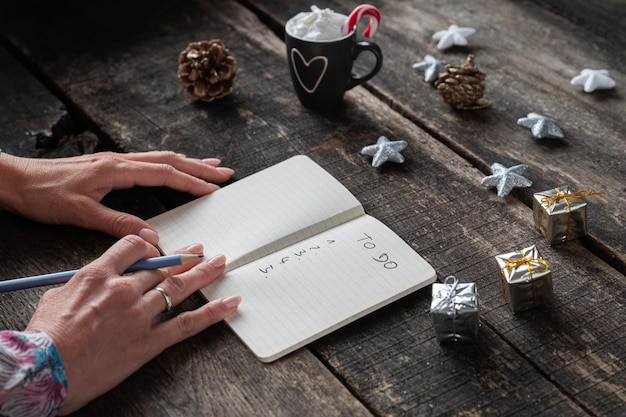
[154,286,172,312]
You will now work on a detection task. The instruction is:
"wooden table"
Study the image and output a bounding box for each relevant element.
[1,1,624,415]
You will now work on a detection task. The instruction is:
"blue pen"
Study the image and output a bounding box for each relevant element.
[0,254,203,292]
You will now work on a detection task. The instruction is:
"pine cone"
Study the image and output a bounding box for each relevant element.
[177,40,238,102]
[435,55,486,107]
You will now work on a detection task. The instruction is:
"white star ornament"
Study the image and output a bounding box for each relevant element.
[570,69,616,92]
[412,55,447,83]
[432,24,476,50]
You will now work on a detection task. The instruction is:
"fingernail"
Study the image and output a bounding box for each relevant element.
[185,243,204,254]
[203,158,221,166]
[206,183,220,192]
[138,228,159,245]
[222,295,241,309]
[216,167,235,176]
[208,254,226,268]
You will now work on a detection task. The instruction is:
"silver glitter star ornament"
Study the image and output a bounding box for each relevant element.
[570,69,616,92]
[481,163,532,197]
[361,136,408,168]
[412,55,447,83]
[517,113,564,139]
[432,24,476,50]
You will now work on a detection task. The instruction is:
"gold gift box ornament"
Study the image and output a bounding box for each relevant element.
[495,245,553,313]
[533,186,605,245]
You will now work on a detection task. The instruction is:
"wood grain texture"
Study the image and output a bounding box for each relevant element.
[527,0,626,45]
[0,0,624,416]
[0,2,375,417]
[306,88,626,416]
[0,46,72,156]
[253,0,626,274]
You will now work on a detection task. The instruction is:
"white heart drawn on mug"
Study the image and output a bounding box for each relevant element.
[290,48,328,94]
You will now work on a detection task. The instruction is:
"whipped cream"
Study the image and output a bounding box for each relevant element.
[286,6,347,41]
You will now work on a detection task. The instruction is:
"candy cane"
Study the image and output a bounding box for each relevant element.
[340,4,381,39]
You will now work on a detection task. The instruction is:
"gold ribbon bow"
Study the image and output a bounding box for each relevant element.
[500,252,550,305]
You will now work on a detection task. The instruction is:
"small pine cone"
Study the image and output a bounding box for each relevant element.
[435,55,486,107]
[177,40,238,102]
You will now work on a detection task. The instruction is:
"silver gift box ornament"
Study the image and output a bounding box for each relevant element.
[430,276,479,343]
[533,186,604,245]
[495,245,553,313]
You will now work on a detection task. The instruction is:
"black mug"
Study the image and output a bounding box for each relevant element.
[285,22,383,110]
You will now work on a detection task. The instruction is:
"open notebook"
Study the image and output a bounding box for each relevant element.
[148,155,435,362]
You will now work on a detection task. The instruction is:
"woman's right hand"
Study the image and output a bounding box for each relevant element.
[26,235,241,415]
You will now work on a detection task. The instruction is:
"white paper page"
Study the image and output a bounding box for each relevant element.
[148,155,364,271]
[202,214,436,362]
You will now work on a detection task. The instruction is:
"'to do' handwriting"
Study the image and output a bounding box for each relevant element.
[358,232,398,269]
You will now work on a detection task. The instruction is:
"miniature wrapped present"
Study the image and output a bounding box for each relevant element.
[430,276,479,343]
[533,186,604,245]
[495,245,553,313]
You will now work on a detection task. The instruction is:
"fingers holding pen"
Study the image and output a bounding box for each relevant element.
[86,237,241,356]
[25,233,239,414]
[131,243,206,292]
[85,235,161,280]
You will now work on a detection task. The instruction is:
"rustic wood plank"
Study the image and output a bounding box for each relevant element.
[304,88,625,416]
[2,0,296,172]
[0,0,623,416]
[0,2,374,417]
[0,45,72,156]
[71,309,374,417]
[528,0,626,45]
[250,0,626,274]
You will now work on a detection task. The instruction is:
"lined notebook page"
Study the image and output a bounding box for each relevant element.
[203,214,436,362]
[148,155,364,271]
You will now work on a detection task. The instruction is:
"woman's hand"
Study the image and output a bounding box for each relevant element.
[26,235,241,414]
[0,151,234,245]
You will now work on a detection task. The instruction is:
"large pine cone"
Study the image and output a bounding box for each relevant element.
[435,55,486,107]
[177,40,238,102]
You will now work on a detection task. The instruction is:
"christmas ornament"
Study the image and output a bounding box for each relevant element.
[430,276,480,343]
[481,162,532,197]
[533,186,605,245]
[341,4,381,39]
[432,24,475,50]
[361,136,408,168]
[435,55,487,108]
[495,245,553,313]
[570,69,616,92]
[517,113,564,139]
[412,55,447,83]
[177,40,238,102]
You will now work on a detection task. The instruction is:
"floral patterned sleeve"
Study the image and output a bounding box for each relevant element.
[0,330,67,417]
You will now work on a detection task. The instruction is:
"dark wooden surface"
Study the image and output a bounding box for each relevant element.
[0,1,624,416]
